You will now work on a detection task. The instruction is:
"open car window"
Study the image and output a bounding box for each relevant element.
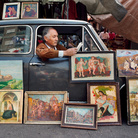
[0,25,32,54]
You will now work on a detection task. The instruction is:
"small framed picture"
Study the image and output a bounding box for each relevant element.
[21,2,38,19]
[87,82,122,126]
[126,77,138,125]
[116,49,138,77]
[61,103,98,130]
[0,90,23,124]
[70,51,116,83]
[24,91,67,124]
[2,2,20,20]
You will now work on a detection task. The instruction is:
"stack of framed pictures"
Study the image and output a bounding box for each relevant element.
[116,49,138,125]
[2,2,39,20]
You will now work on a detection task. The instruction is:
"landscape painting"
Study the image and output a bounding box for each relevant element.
[127,78,138,125]
[87,82,122,125]
[0,60,23,90]
[116,50,138,77]
[0,90,23,124]
[61,103,97,130]
[24,91,67,124]
[70,52,115,82]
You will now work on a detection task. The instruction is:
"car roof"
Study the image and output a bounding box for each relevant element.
[0,19,89,26]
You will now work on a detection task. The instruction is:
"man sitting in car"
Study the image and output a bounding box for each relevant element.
[36,27,77,61]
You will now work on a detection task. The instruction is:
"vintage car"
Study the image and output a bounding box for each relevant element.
[0,19,118,102]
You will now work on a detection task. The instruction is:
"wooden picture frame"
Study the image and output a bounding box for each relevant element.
[0,90,23,124]
[21,2,38,19]
[2,2,20,20]
[87,82,122,126]
[61,103,97,130]
[126,77,138,125]
[116,49,138,77]
[70,51,116,83]
[24,91,67,124]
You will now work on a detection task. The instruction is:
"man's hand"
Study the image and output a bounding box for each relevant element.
[63,48,77,56]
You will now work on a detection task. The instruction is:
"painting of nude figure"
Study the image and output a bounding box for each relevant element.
[24,91,67,124]
[70,52,116,82]
[87,82,122,126]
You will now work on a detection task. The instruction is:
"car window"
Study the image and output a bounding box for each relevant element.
[0,25,32,54]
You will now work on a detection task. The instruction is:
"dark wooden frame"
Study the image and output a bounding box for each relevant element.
[61,103,98,130]
[87,82,122,126]
[126,77,138,125]
[70,51,116,83]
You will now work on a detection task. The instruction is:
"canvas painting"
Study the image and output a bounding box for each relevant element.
[127,78,138,125]
[0,60,23,90]
[116,49,138,77]
[70,52,116,82]
[24,91,67,124]
[0,90,23,124]
[61,103,97,130]
[21,2,38,19]
[2,3,20,20]
[87,82,121,125]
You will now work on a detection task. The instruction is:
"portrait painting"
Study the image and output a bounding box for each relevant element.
[61,103,97,130]
[127,77,138,125]
[24,91,67,124]
[21,2,38,19]
[116,49,138,77]
[87,82,122,125]
[0,90,23,124]
[0,60,23,90]
[2,2,20,20]
[70,51,116,82]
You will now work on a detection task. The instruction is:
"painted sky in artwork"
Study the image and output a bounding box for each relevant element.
[117,50,138,57]
[0,60,23,80]
[29,94,64,102]
[67,107,93,116]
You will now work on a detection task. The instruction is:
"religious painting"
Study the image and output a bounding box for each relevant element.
[24,91,67,124]
[70,51,116,83]
[61,103,97,130]
[2,2,20,20]
[127,77,138,125]
[0,90,23,124]
[0,60,23,90]
[21,2,38,19]
[87,82,122,125]
[116,49,138,77]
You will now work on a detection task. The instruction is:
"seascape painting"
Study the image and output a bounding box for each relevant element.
[87,82,121,125]
[24,91,67,124]
[0,90,23,124]
[71,52,115,82]
[116,50,138,77]
[127,78,138,123]
[0,60,23,90]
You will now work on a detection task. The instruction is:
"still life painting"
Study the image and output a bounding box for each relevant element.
[87,82,121,125]
[127,77,138,125]
[0,90,23,124]
[24,91,67,124]
[70,52,116,82]
[61,103,97,130]
[0,60,23,90]
[116,49,138,77]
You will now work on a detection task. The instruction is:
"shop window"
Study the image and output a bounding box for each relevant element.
[0,25,32,54]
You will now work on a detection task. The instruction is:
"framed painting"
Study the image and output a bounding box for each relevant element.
[70,51,116,83]
[0,90,23,124]
[21,2,38,19]
[127,77,138,125]
[24,91,68,124]
[0,60,23,90]
[116,49,138,77]
[87,82,122,126]
[2,2,20,20]
[61,103,97,130]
